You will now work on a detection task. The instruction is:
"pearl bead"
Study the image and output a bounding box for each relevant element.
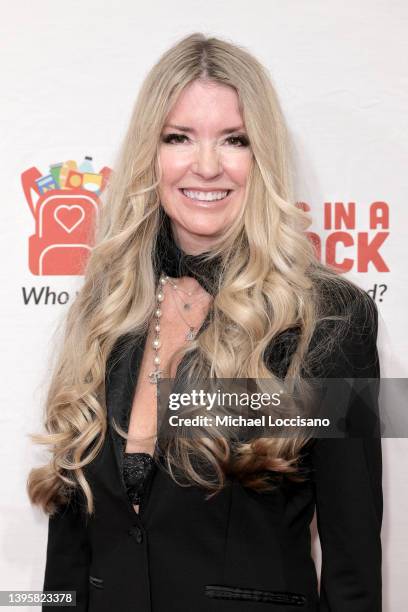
[160,277,167,285]
[154,356,161,365]
[155,308,162,318]
[152,338,161,349]
[155,324,160,332]
[157,292,164,301]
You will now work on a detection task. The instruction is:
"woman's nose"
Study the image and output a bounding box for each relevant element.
[192,143,222,178]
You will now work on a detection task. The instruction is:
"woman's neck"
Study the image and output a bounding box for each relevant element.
[154,210,222,296]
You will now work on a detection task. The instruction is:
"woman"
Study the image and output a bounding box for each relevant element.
[28,33,382,611]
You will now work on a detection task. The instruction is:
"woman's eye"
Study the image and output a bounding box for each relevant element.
[162,133,189,144]
[226,135,250,147]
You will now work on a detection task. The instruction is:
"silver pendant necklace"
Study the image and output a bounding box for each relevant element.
[148,273,211,390]
[168,285,199,340]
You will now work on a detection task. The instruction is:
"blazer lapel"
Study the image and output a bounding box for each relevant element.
[105,331,149,495]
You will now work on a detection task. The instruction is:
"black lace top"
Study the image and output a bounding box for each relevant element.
[123,452,155,505]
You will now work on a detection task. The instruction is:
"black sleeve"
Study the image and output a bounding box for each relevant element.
[310,296,382,611]
[42,492,90,611]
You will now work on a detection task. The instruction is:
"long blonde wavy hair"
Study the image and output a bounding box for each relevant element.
[27,32,370,516]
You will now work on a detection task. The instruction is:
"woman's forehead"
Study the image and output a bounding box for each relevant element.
[165,80,244,130]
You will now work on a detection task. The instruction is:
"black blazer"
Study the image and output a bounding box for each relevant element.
[41,291,382,612]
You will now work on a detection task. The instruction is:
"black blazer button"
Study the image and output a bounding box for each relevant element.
[128,526,143,543]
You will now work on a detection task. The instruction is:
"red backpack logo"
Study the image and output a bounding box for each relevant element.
[22,159,111,275]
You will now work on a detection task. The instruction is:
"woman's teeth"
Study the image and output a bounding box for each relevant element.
[181,189,229,201]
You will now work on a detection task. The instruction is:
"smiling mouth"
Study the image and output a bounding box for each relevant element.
[179,188,232,202]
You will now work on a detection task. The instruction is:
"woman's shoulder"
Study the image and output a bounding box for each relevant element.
[266,271,379,379]
[308,271,379,378]
[312,270,378,323]
[311,271,378,345]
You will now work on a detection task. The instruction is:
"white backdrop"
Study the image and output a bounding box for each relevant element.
[1,1,407,609]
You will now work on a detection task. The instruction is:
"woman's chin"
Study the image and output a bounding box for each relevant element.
[169,215,229,242]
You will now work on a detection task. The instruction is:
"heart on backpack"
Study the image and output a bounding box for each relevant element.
[54,205,85,234]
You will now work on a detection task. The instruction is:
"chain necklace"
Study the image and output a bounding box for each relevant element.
[148,273,212,392]
[168,282,203,337]
[166,275,209,311]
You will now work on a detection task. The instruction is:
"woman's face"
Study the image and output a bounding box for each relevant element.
[157,79,253,254]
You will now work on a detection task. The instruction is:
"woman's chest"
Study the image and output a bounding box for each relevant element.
[125,304,210,454]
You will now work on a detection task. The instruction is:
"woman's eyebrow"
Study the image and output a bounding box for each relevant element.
[163,124,246,135]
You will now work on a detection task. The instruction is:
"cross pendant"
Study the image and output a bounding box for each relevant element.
[148,369,164,384]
